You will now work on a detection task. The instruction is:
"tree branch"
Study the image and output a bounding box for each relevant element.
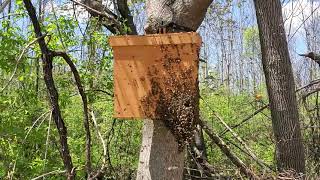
[299,52,320,66]
[91,89,114,97]
[31,170,66,180]
[116,0,137,35]
[189,145,216,177]
[70,0,124,34]
[220,104,269,135]
[88,111,107,180]
[218,79,320,136]
[198,119,259,179]
[0,0,10,13]
[23,0,75,178]
[52,51,92,177]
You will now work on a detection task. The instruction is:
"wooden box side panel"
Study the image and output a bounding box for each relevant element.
[113,44,199,119]
[113,46,161,118]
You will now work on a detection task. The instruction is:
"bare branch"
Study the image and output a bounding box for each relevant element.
[288,3,320,42]
[189,146,216,176]
[91,89,114,97]
[198,119,259,179]
[296,78,320,92]
[89,110,107,179]
[52,50,92,176]
[70,0,123,34]
[31,170,66,180]
[220,104,269,135]
[23,0,75,178]
[116,0,137,34]
[43,110,53,173]
[213,112,273,171]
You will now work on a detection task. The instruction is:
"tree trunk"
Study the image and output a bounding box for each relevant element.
[137,1,212,179]
[253,0,305,173]
[144,0,212,33]
[136,120,184,180]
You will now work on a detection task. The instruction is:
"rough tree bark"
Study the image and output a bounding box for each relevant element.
[136,120,185,180]
[144,0,212,33]
[254,0,305,173]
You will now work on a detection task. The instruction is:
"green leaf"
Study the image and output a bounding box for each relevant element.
[18,76,24,81]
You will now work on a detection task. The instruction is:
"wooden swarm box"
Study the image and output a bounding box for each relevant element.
[109,32,202,119]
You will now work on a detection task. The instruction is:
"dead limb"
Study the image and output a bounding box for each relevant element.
[220,104,269,136]
[31,170,66,180]
[88,111,107,179]
[198,119,259,179]
[212,112,273,171]
[201,97,272,171]
[296,79,320,92]
[189,145,216,177]
[219,79,320,135]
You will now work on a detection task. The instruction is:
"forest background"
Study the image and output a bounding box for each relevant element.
[1,0,320,179]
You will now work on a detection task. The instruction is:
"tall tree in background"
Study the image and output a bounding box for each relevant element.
[254,0,305,173]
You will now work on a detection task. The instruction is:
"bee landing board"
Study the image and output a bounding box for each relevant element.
[109,32,202,119]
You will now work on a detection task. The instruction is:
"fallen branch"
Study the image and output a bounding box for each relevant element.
[216,79,320,135]
[301,84,320,102]
[198,119,259,179]
[187,147,207,177]
[212,112,273,171]
[89,111,107,179]
[31,170,66,180]
[191,146,216,176]
[296,78,320,92]
[220,104,269,136]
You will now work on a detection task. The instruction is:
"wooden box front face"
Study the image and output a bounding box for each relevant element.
[111,33,201,118]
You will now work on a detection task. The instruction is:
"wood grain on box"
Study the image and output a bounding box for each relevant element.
[109,32,202,118]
